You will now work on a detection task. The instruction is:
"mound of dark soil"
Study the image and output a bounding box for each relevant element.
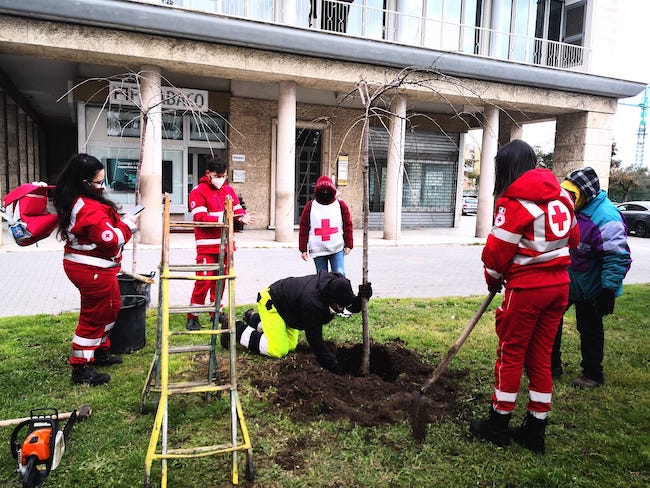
[241,339,465,427]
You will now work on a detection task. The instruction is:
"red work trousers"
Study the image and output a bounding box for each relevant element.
[187,253,229,319]
[491,284,568,415]
[64,260,121,365]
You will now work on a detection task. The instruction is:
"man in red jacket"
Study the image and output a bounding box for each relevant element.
[186,156,255,330]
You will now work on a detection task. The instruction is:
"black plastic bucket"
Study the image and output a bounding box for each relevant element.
[110,294,147,354]
[117,272,154,305]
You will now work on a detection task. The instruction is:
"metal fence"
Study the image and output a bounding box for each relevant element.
[132,0,589,71]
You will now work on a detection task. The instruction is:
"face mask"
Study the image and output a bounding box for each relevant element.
[211,177,226,189]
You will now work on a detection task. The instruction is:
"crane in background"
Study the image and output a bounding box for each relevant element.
[636,86,648,165]
[620,85,649,166]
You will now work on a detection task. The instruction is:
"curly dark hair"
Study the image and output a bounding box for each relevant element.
[53,153,119,239]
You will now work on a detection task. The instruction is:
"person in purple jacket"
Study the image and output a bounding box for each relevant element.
[552,167,631,388]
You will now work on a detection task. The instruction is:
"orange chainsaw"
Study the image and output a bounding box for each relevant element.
[9,406,90,488]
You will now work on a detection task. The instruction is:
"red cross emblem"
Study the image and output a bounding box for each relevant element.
[549,200,570,237]
[314,219,339,241]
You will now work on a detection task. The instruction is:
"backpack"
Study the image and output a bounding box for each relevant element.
[1,182,58,246]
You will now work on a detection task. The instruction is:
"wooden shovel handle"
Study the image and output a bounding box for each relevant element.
[120,270,154,284]
[419,291,496,395]
[0,404,92,427]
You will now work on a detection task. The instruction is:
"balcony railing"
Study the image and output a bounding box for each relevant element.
[133,0,589,71]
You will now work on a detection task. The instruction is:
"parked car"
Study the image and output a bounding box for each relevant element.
[616,201,650,237]
[462,196,478,215]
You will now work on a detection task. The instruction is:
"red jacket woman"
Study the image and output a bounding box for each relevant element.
[54,153,139,386]
[469,140,579,454]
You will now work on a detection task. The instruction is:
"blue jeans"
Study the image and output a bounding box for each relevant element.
[313,250,345,276]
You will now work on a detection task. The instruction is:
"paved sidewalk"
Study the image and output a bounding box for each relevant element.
[1,216,648,318]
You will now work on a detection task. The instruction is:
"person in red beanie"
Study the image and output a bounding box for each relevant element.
[299,176,353,276]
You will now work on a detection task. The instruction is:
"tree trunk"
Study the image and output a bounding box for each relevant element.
[360,116,370,376]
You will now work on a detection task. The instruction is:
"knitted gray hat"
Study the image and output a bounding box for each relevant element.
[565,167,600,204]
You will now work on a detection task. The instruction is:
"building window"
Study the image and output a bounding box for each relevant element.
[190,113,228,143]
[107,109,140,138]
[107,109,183,140]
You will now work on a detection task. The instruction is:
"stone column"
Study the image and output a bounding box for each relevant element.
[26,119,34,182]
[383,95,406,240]
[7,100,18,190]
[498,118,522,146]
[275,81,297,242]
[554,111,614,190]
[476,106,499,238]
[18,110,26,185]
[139,66,163,245]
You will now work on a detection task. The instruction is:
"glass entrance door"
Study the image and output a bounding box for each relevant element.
[187,149,224,195]
[294,128,323,223]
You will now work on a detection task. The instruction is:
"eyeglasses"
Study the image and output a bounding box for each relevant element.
[88,179,105,188]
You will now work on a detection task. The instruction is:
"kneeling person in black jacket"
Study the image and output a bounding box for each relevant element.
[232,271,372,374]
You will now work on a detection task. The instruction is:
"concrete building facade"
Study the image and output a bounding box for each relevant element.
[0,0,645,246]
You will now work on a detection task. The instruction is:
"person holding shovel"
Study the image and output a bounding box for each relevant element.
[469,139,579,454]
[224,271,372,374]
[53,153,140,386]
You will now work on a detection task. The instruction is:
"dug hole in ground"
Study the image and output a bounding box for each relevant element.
[197,339,462,428]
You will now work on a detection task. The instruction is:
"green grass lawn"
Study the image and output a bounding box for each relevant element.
[1,285,649,487]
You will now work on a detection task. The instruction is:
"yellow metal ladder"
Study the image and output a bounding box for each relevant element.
[142,194,254,487]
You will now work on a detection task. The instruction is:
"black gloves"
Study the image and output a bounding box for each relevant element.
[488,284,503,294]
[595,289,616,316]
[358,282,373,300]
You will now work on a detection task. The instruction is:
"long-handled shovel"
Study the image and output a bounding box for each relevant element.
[410,291,496,442]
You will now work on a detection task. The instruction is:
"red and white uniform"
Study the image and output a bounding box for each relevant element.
[482,169,579,417]
[187,175,246,317]
[63,196,137,365]
[305,200,345,257]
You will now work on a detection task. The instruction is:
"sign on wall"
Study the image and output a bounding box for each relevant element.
[337,154,349,186]
[108,81,209,112]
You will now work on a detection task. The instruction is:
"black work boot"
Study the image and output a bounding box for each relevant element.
[71,364,110,386]
[551,365,563,379]
[243,309,261,329]
[94,349,123,366]
[186,317,200,331]
[511,412,548,454]
[469,407,512,447]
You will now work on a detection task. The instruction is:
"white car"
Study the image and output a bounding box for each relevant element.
[462,196,478,215]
